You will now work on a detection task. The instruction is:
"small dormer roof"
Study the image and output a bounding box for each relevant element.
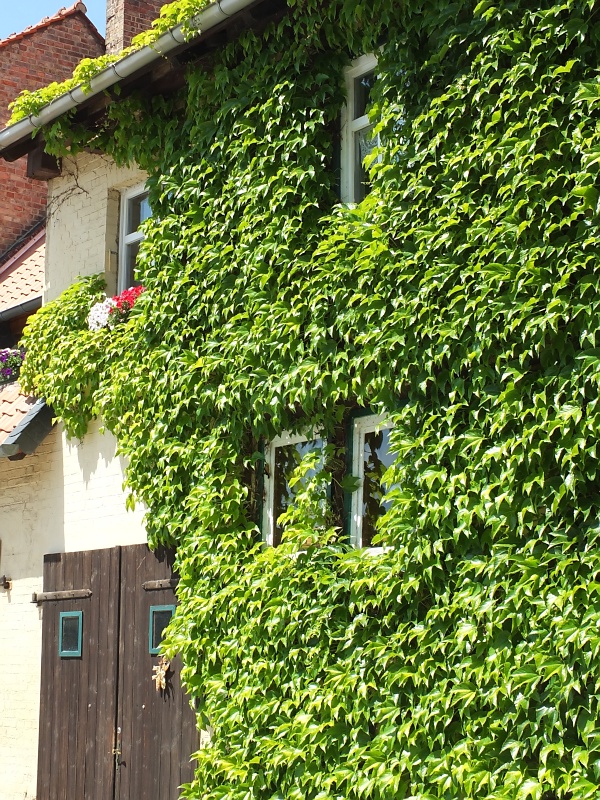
[0,382,53,459]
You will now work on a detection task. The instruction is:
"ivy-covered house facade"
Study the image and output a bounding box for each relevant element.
[2,0,600,797]
[0,6,128,797]
[0,4,190,800]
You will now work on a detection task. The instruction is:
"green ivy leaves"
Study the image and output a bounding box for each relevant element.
[18,0,600,796]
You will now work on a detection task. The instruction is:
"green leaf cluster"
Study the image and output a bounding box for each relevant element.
[9,54,127,124]
[6,0,212,125]
[18,0,600,796]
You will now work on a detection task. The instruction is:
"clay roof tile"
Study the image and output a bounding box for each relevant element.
[0,382,37,437]
[0,3,103,49]
[0,230,44,313]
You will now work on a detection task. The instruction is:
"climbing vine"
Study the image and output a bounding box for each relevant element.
[17,0,600,797]
[7,0,212,124]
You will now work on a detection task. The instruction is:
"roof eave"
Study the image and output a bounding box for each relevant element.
[0,0,259,158]
[0,397,54,458]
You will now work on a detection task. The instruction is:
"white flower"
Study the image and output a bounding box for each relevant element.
[88,298,116,331]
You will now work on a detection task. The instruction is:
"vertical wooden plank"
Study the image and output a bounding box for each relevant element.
[139,546,156,800]
[154,548,172,800]
[83,546,119,800]
[74,548,91,800]
[66,552,82,794]
[157,548,179,799]
[83,548,101,800]
[115,544,196,800]
[116,543,136,800]
[178,659,198,791]
[36,548,119,800]
[54,552,70,800]
[36,553,61,800]
[101,545,120,800]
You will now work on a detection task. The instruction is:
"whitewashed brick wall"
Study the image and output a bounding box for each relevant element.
[0,152,149,799]
[0,419,146,799]
[46,152,147,299]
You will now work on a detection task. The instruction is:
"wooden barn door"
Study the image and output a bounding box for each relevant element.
[36,544,196,800]
[115,545,198,800]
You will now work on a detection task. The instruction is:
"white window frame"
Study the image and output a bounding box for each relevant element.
[350,413,394,550]
[341,53,379,203]
[262,430,325,547]
[118,182,150,292]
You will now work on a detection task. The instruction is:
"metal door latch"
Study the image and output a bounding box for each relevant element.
[113,726,122,772]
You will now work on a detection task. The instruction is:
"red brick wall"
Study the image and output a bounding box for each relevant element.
[0,11,105,259]
[105,0,165,53]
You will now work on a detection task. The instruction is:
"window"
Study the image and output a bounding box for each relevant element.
[350,414,395,549]
[341,53,378,203]
[262,431,326,547]
[119,183,151,292]
[59,611,83,658]
[149,605,175,654]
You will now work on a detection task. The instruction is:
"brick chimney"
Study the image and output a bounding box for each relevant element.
[0,3,105,260]
[105,0,166,54]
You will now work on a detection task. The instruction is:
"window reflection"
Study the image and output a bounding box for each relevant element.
[120,186,151,291]
[361,427,394,547]
[127,191,151,234]
[353,70,375,119]
[354,125,377,202]
[61,616,80,653]
[343,56,378,203]
[272,438,324,546]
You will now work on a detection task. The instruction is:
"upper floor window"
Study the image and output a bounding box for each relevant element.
[341,53,378,203]
[262,431,326,547]
[119,183,151,292]
[350,413,395,549]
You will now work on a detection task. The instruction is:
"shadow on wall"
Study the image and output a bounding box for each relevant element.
[69,418,146,549]
[74,418,117,485]
[0,424,65,582]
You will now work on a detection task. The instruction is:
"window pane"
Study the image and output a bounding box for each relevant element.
[354,70,375,119]
[124,242,141,287]
[59,613,82,657]
[272,438,324,546]
[127,192,151,234]
[151,608,174,653]
[361,427,394,547]
[353,126,377,202]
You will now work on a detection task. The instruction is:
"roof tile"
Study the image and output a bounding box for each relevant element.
[0,3,100,48]
[0,233,44,313]
[0,381,37,438]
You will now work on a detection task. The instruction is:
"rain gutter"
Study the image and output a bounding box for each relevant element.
[0,298,42,323]
[0,0,258,155]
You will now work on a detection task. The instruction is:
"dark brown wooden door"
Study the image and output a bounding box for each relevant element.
[116,544,197,800]
[37,545,196,800]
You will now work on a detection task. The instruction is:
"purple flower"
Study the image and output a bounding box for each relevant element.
[0,348,24,382]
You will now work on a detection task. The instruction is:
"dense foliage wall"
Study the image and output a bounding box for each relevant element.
[19,0,600,796]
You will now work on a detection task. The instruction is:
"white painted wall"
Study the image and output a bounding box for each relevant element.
[0,418,146,797]
[46,152,147,300]
[0,420,146,799]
